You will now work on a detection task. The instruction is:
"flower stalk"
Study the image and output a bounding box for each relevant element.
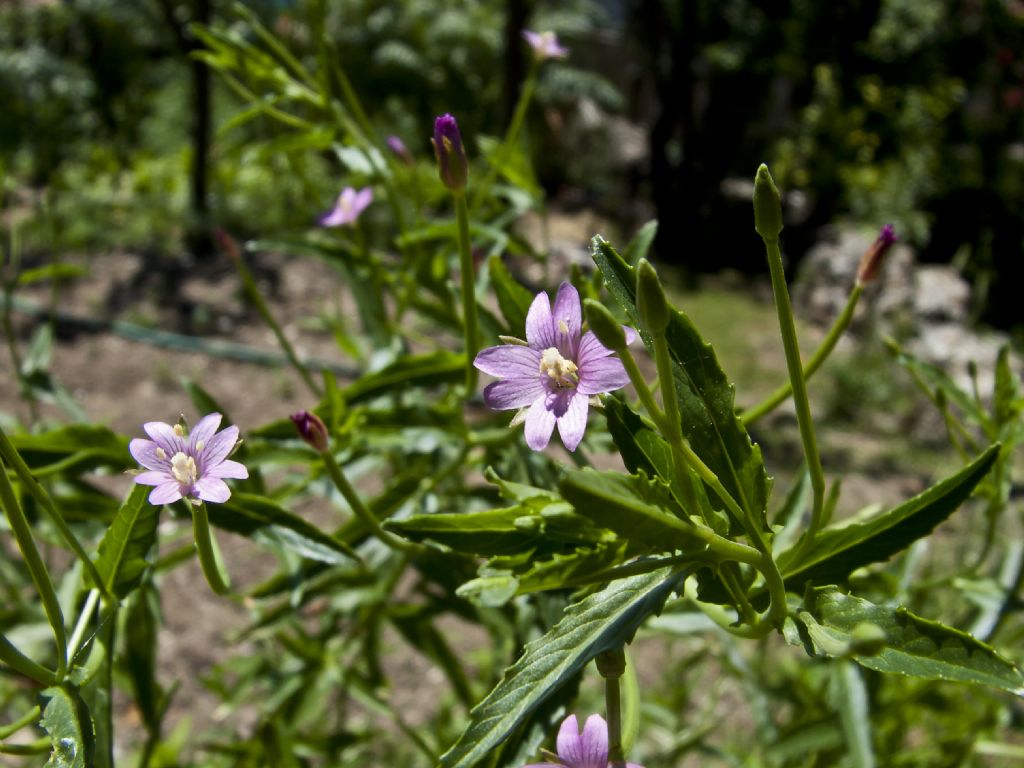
[754,164,826,548]
[455,191,480,394]
[597,649,628,768]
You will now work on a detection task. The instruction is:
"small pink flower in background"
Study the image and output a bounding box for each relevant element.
[386,135,414,166]
[521,714,644,768]
[130,414,248,505]
[473,282,634,452]
[522,30,569,61]
[319,186,373,227]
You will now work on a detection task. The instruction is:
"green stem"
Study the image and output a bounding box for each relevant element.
[320,451,419,553]
[231,249,321,399]
[0,705,41,740]
[0,453,67,679]
[0,634,56,686]
[454,192,479,394]
[470,61,540,213]
[761,235,826,545]
[0,427,108,596]
[66,588,100,665]
[596,649,627,768]
[192,502,231,595]
[743,284,864,425]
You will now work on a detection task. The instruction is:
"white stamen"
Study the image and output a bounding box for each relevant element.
[155,447,166,460]
[195,440,205,452]
[173,424,185,438]
[539,347,578,389]
[558,319,569,335]
[170,452,198,486]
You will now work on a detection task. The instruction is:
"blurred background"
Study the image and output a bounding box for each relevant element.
[2,0,1023,328]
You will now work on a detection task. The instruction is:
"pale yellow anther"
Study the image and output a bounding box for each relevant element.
[539,347,579,389]
[155,447,166,460]
[558,319,570,335]
[170,452,198,486]
[195,440,205,453]
[173,424,185,438]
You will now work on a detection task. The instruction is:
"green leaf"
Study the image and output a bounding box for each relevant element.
[92,484,159,599]
[780,445,999,592]
[887,339,987,426]
[801,587,1024,694]
[488,254,534,335]
[212,493,359,564]
[16,263,88,287]
[439,567,683,768]
[342,351,465,404]
[40,685,93,768]
[621,220,658,266]
[559,468,705,555]
[9,425,129,476]
[994,346,1020,427]
[592,236,770,531]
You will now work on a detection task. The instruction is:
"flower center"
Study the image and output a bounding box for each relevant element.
[539,347,578,389]
[170,452,198,486]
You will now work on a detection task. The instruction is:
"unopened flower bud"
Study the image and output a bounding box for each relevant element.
[856,224,897,285]
[583,299,627,353]
[753,164,783,241]
[594,649,626,679]
[432,114,468,192]
[848,621,887,656]
[290,411,329,452]
[214,229,241,262]
[636,259,670,333]
[386,135,414,166]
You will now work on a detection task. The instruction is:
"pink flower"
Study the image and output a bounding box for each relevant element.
[129,414,248,505]
[319,186,373,227]
[473,282,633,452]
[522,714,645,768]
[522,30,569,61]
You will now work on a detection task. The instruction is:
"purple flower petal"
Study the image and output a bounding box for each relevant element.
[552,282,582,357]
[198,425,239,468]
[473,344,541,378]
[525,291,556,349]
[556,393,588,452]
[354,187,373,212]
[129,439,168,471]
[190,413,222,453]
[143,422,184,456]
[483,377,547,411]
[149,482,184,506]
[557,714,608,768]
[135,470,172,487]
[195,477,231,503]
[524,396,556,451]
[577,357,630,396]
[207,459,248,480]
[577,328,634,365]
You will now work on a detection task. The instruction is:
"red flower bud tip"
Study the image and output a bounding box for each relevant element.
[432,114,468,192]
[856,224,897,285]
[290,411,329,452]
[215,229,241,262]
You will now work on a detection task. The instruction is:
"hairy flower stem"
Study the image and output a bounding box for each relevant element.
[597,649,628,768]
[193,502,232,595]
[454,192,479,394]
[229,245,321,399]
[760,235,826,547]
[0,451,67,679]
[742,284,864,425]
[320,450,419,553]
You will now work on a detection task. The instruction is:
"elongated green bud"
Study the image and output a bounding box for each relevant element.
[583,299,627,352]
[636,258,670,333]
[753,164,783,241]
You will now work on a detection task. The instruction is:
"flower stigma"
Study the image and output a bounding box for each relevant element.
[170,452,198,486]
[540,347,578,388]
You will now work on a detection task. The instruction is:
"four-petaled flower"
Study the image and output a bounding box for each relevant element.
[521,714,644,768]
[522,30,569,61]
[130,413,248,506]
[473,282,634,452]
[319,186,373,228]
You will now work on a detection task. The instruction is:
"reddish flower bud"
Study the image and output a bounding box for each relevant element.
[856,224,897,285]
[432,114,468,192]
[386,135,414,166]
[290,411,329,452]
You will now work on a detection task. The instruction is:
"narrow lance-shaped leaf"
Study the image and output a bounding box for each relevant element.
[779,445,999,593]
[439,567,684,768]
[800,587,1024,695]
[92,484,158,599]
[592,236,770,532]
